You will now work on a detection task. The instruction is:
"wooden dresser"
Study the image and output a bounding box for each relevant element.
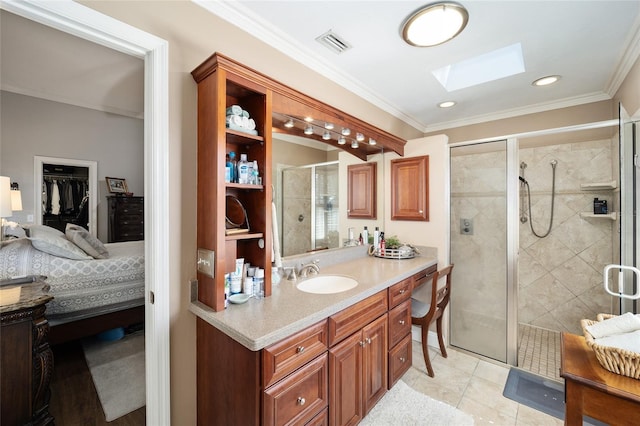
[107,196,144,242]
[0,280,54,426]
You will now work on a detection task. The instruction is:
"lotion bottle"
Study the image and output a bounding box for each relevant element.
[362,226,369,245]
[373,227,380,249]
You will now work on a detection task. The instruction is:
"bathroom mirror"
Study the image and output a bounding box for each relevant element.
[272,128,385,258]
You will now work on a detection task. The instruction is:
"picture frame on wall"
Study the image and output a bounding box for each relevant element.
[106,177,128,194]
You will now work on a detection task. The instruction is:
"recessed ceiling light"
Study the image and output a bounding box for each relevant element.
[438,101,456,108]
[532,75,561,86]
[402,2,469,47]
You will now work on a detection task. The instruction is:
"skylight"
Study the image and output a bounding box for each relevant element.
[432,43,525,92]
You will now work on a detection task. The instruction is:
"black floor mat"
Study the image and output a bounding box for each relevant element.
[503,368,607,425]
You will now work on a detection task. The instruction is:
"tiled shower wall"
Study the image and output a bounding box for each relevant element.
[519,139,616,334]
[451,138,617,339]
[282,167,312,256]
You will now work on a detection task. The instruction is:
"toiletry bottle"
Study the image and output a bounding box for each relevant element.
[373,227,380,249]
[252,160,259,185]
[238,153,250,184]
[225,153,232,183]
[228,151,237,183]
[362,226,369,246]
[379,231,385,256]
[253,268,265,298]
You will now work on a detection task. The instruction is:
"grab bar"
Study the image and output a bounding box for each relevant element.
[603,264,640,300]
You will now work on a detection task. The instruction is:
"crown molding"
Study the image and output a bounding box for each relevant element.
[605,13,640,96]
[422,91,612,134]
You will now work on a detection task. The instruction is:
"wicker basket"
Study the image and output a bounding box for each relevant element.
[581,314,640,379]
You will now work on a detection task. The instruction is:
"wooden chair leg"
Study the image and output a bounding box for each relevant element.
[436,317,447,358]
[421,324,434,377]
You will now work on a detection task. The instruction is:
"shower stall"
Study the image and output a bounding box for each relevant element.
[280,161,339,256]
[449,119,630,378]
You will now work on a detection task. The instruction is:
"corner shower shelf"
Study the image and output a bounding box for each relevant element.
[580,180,617,191]
[580,212,617,220]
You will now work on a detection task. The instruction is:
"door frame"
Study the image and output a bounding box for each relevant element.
[1,1,171,424]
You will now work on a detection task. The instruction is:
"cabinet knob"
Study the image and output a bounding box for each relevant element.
[399,289,406,294]
[359,341,366,347]
[419,210,424,214]
[296,346,305,354]
[399,357,406,363]
[297,397,306,406]
[399,320,405,325]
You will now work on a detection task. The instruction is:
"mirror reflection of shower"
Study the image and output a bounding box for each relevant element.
[519,159,558,238]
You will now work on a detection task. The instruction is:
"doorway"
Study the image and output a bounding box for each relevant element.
[1,1,170,423]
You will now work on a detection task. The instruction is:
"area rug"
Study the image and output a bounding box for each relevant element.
[503,368,606,426]
[361,380,474,425]
[82,332,145,422]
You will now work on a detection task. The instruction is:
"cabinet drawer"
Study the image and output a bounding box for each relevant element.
[388,334,412,388]
[306,407,328,426]
[412,265,437,291]
[388,299,411,349]
[263,320,328,388]
[388,276,412,309]
[328,291,387,347]
[263,353,328,426]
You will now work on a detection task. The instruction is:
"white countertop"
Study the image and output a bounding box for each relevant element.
[189,247,437,351]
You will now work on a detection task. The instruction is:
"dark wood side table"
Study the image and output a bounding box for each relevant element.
[560,332,640,426]
[1,281,54,426]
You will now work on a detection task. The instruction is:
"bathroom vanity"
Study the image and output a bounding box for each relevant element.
[190,248,437,425]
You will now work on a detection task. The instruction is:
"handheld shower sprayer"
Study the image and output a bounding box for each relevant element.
[521,159,558,238]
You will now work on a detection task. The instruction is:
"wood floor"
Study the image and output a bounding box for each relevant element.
[49,340,145,425]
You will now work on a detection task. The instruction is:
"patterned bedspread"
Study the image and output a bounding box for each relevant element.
[0,239,145,316]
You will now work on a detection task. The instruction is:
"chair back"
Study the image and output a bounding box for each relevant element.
[427,264,454,321]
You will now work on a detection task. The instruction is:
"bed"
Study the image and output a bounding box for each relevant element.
[0,224,145,344]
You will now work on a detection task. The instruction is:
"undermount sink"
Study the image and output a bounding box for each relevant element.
[296,275,358,294]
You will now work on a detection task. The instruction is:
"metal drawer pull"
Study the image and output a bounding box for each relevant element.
[359,341,366,347]
[399,289,406,294]
[365,337,371,345]
[399,357,406,363]
[297,397,306,406]
[399,320,405,325]
[296,346,305,354]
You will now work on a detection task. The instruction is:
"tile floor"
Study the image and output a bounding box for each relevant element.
[518,323,561,381]
[404,341,564,425]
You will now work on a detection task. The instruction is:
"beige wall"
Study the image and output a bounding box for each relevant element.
[614,55,640,118]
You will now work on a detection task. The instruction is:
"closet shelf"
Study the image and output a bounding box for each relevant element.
[579,212,617,220]
[580,180,617,190]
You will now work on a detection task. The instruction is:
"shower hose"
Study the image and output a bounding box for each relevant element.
[520,161,557,238]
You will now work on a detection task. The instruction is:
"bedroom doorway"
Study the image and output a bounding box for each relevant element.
[1,2,170,424]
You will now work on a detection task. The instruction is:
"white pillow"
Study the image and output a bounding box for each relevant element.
[3,221,26,239]
[65,224,109,259]
[28,225,91,260]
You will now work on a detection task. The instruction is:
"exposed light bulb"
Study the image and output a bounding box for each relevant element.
[322,131,331,140]
[341,128,351,136]
[356,133,365,142]
[304,125,314,135]
[338,136,346,145]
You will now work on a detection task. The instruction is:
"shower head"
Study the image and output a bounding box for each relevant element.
[519,176,528,184]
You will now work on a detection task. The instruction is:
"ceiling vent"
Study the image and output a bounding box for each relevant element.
[315,30,352,54]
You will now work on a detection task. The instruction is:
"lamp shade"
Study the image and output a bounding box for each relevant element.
[0,176,12,217]
[11,189,22,211]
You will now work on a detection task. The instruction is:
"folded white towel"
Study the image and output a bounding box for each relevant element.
[586,312,640,338]
[226,115,243,127]
[595,329,640,353]
[247,118,256,130]
[242,109,249,118]
[226,105,242,116]
[241,116,250,129]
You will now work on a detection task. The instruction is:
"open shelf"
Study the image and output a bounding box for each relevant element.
[579,212,617,220]
[580,180,617,191]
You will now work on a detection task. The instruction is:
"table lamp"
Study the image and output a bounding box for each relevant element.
[10,182,22,212]
[0,176,12,241]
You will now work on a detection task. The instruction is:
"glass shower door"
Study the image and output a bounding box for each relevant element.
[449,140,515,363]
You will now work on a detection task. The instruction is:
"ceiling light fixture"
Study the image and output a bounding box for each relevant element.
[341,128,351,136]
[284,119,294,128]
[304,125,314,135]
[368,138,377,146]
[322,131,331,140]
[532,75,561,86]
[324,122,334,130]
[438,101,457,108]
[304,117,314,122]
[402,2,469,47]
[338,136,346,145]
[351,140,359,149]
[356,133,365,142]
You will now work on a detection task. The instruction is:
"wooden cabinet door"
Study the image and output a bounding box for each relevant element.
[362,314,388,415]
[347,162,376,219]
[390,155,429,221]
[329,332,363,426]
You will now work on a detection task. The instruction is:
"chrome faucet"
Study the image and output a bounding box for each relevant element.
[298,260,320,278]
[284,267,297,281]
